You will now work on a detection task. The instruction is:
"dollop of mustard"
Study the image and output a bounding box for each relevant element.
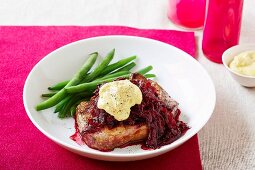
[97,80,142,121]
[229,51,255,76]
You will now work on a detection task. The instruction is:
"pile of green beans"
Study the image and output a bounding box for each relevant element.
[36,49,156,118]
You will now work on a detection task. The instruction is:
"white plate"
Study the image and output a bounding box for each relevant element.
[23,35,215,161]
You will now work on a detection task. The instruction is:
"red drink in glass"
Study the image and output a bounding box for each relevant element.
[202,0,244,63]
[168,0,206,29]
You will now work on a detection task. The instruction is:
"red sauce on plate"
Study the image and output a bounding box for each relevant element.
[70,126,84,145]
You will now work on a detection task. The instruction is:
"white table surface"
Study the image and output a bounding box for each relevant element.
[1,0,255,169]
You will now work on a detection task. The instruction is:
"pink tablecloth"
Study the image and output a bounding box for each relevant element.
[0,26,201,170]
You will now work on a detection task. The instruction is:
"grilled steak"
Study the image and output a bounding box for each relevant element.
[76,101,149,151]
[74,73,188,151]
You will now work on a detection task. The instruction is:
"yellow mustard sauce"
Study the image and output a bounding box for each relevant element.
[97,80,142,121]
[229,51,255,76]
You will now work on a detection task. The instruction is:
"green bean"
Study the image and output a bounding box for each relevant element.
[96,71,130,81]
[36,52,98,111]
[70,98,88,117]
[54,90,94,113]
[137,65,153,75]
[63,95,89,117]
[41,92,57,97]
[48,80,69,91]
[54,95,72,113]
[48,60,135,91]
[144,74,156,78]
[111,62,136,73]
[58,95,84,118]
[70,105,77,117]
[65,81,100,94]
[100,56,136,75]
[65,65,153,94]
[81,49,115,83]
[65,75,130,94]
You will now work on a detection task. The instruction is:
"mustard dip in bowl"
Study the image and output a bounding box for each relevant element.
[222,44,255,87]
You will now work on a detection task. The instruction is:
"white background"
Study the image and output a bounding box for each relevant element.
[1,0,255,169]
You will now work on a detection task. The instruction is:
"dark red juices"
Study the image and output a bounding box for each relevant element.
[70,123,84,145]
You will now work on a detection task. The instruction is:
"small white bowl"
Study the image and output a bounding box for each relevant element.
[222,44,255,87]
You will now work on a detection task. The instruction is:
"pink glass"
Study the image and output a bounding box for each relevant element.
[202,0,244,63]
[168,0,206,29]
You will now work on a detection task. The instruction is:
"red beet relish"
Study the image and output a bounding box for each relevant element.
[81,74,189,149]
